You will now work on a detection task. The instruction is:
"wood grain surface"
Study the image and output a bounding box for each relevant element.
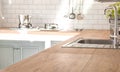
[1,29,119,72]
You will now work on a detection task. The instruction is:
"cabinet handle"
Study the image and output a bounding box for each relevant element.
[13,48,20,50]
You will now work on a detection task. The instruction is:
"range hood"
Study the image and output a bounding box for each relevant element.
[95,0,120,2]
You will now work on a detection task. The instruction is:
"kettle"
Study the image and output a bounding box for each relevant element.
[18,14,32,28]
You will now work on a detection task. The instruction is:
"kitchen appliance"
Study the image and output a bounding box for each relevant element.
[44,23,58,30]
[18,15,32,28]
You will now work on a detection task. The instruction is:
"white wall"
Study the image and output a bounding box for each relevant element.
[0,0,114,30]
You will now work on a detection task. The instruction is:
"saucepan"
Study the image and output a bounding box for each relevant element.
[69,0,76,19]
[69,7,76,19]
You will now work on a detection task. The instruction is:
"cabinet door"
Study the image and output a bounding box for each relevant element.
[21,41,45,59]
[0,47,13,69]
[22,47,39,59]
[51,41,62,46]
[13,48,21,63]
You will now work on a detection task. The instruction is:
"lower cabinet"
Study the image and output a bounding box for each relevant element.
[0,35,72,69]
[22,47,40,60]
[51,41,62,46]
[13,47,41,63]
[13,48,21,63]
[13,41,45,63]
[0,40,45,69]
[0,46,14,69]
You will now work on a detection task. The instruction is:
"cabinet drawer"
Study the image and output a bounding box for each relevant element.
[0,40,45,48]
[0,40,21,47]
[20,41,45,47]
[51,41,61,46]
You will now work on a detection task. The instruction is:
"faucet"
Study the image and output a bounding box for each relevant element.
[107,6,119,48]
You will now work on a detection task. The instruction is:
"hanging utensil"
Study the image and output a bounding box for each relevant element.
[77,0,83,20]
[69,0,76,19]
[81,0,84,19]
[77,7,82,20]
[69,7,76,19]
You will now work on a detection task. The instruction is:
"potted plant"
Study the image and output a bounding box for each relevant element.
[105,2,120,19]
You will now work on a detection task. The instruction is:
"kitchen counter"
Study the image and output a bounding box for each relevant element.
[1,29,120,72]
[0,28,79,40]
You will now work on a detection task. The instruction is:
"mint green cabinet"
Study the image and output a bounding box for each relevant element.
[0,40,45,69]
[22,47,40,59]
[51,40,62,46]
[13,48,21,63]
[20,41,45,60]
[0,46,14,69]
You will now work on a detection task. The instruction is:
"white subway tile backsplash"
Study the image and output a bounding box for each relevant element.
[92,15,99,19]
[31,10,41,14]
[2,0,7,4]
[6,10,16,13]
[23,0,33,5]
[1,0,113,30]
[14,0,24,4]
[94,24,107,29]
[24,10,32,14]
[98,15,106,20]
[84,15,91,20]
[98,20,109,24]
[41,0,51,5]
[98,10,104,15]
[15,10,24,14]
[31,14,43,19]
[41,10,56,15]
[33,0,42,4]
[19,5,31,10]
[7,19,16,23]
[46,5,56,10]
[103,24,110,30]
[49,0,60,5]
[83,24,93,29]
[11,5,20,9]
[5,23,18,27]
[32,19,42,24]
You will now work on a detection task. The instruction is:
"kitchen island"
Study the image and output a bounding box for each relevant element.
[1,29,120,72]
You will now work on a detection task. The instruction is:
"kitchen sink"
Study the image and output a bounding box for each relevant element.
[77,39,112,44]
[62,38,118,48]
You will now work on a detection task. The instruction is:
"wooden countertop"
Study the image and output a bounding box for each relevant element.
[1,29,120,72]
[0,28,79,41]
[0,28,79,35]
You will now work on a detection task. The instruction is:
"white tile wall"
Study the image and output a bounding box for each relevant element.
[0,0,114,30]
